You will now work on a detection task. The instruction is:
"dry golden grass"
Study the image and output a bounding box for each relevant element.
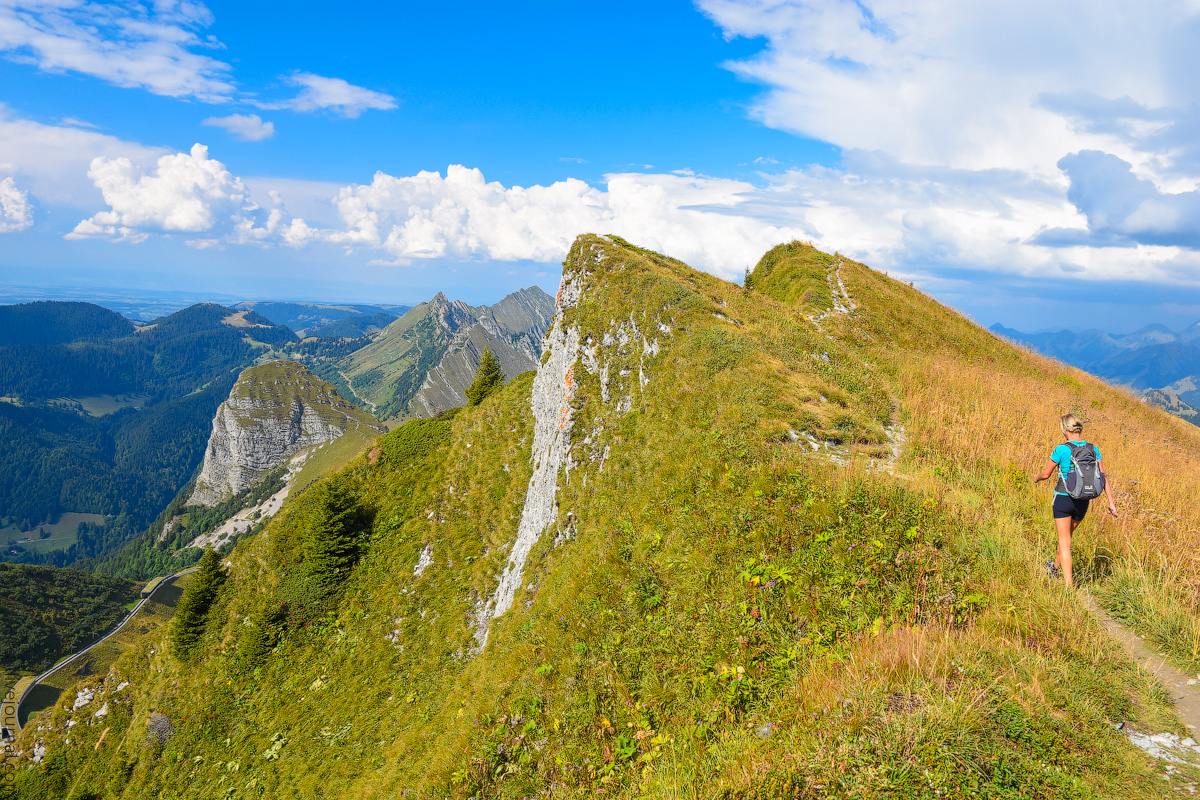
[886,321,1200,670]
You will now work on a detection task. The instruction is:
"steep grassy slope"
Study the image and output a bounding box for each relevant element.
[11,236,1200,799]
[333,301,444,416]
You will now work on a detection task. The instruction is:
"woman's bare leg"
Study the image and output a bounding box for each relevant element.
[1054,515,1074,586]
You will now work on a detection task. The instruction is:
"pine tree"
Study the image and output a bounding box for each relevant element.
[302,477,364,593]
[465,347,504,407]
[235,608,280,670]
[170,547,227,659]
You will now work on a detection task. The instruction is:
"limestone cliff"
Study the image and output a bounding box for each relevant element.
[187,360,386,506]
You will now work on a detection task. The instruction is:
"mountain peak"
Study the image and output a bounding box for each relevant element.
[188,360,384,509]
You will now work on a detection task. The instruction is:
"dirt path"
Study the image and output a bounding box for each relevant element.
[338,369,377,413]
[1081,591,1200,733]
[811,259,855,324]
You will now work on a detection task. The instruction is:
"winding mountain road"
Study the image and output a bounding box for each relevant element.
[8,566,196,733]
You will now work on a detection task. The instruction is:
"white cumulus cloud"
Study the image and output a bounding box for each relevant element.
[320,165,804,278]
[695,0,1200,286]
[63,149,806,277]
[0,103,165,207]
[202,113,275,141]
[0,176,33,232]
[0,0,235,101]
[699,0,1185,173]
[68,143,282,243]
[262,72,397,118]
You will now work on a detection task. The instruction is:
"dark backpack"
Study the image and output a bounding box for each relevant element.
[1059,443,1105,500]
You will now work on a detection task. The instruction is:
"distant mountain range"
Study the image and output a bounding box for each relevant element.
[0,288,554,574]
[990,321,1200,423]
[231,301,411,338]
[329,288,555,420]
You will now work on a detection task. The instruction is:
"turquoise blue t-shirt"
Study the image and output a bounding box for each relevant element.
[1051,440,1101,497]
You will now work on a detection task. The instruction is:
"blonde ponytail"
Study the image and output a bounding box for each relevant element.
[1060,413,1084,435]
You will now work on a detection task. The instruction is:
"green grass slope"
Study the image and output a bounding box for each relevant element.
[336,302,444,419]
[11,236,1200,799]
[748,240,836,314]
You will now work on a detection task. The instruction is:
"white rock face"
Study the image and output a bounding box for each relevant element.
[472,265,587,650]
[188,361,385,506]
[413,544,433,577]
[71,687,95,711]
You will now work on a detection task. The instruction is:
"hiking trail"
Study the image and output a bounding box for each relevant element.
[811,258,855,324]
[1081,590,1200,779]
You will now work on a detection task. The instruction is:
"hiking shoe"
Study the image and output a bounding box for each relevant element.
[1043,560,1061,580]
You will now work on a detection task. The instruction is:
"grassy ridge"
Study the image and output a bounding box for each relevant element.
[8,236,1198,799]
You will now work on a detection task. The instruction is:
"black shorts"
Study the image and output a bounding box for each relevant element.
[1053,495,1089,522]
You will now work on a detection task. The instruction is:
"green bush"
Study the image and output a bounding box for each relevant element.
[378,418,451,465]
[300,477,369,594]
[235,608,282,671]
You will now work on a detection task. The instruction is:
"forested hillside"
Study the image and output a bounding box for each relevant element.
[14,236,1200,798]
[232,301,410,335]
[0,563,137,675]
[0,302,296,567]
[0,301,133,345]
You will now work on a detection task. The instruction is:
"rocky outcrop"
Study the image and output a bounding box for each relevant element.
[187,361,386,506]
[472,262,589,650]
[406,288,554,418]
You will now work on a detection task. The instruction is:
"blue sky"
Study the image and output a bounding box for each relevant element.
[2,0,1200,332]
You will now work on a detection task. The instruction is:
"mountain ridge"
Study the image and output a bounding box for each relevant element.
[334,285,555,420]
[13,236,1200,796]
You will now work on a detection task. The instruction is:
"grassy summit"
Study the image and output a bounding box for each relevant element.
[11,236,1200,798]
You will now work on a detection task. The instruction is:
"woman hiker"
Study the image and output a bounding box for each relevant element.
[1033,413,1118,586]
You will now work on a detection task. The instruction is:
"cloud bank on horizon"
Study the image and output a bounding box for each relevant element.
[0,0,1198,316]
